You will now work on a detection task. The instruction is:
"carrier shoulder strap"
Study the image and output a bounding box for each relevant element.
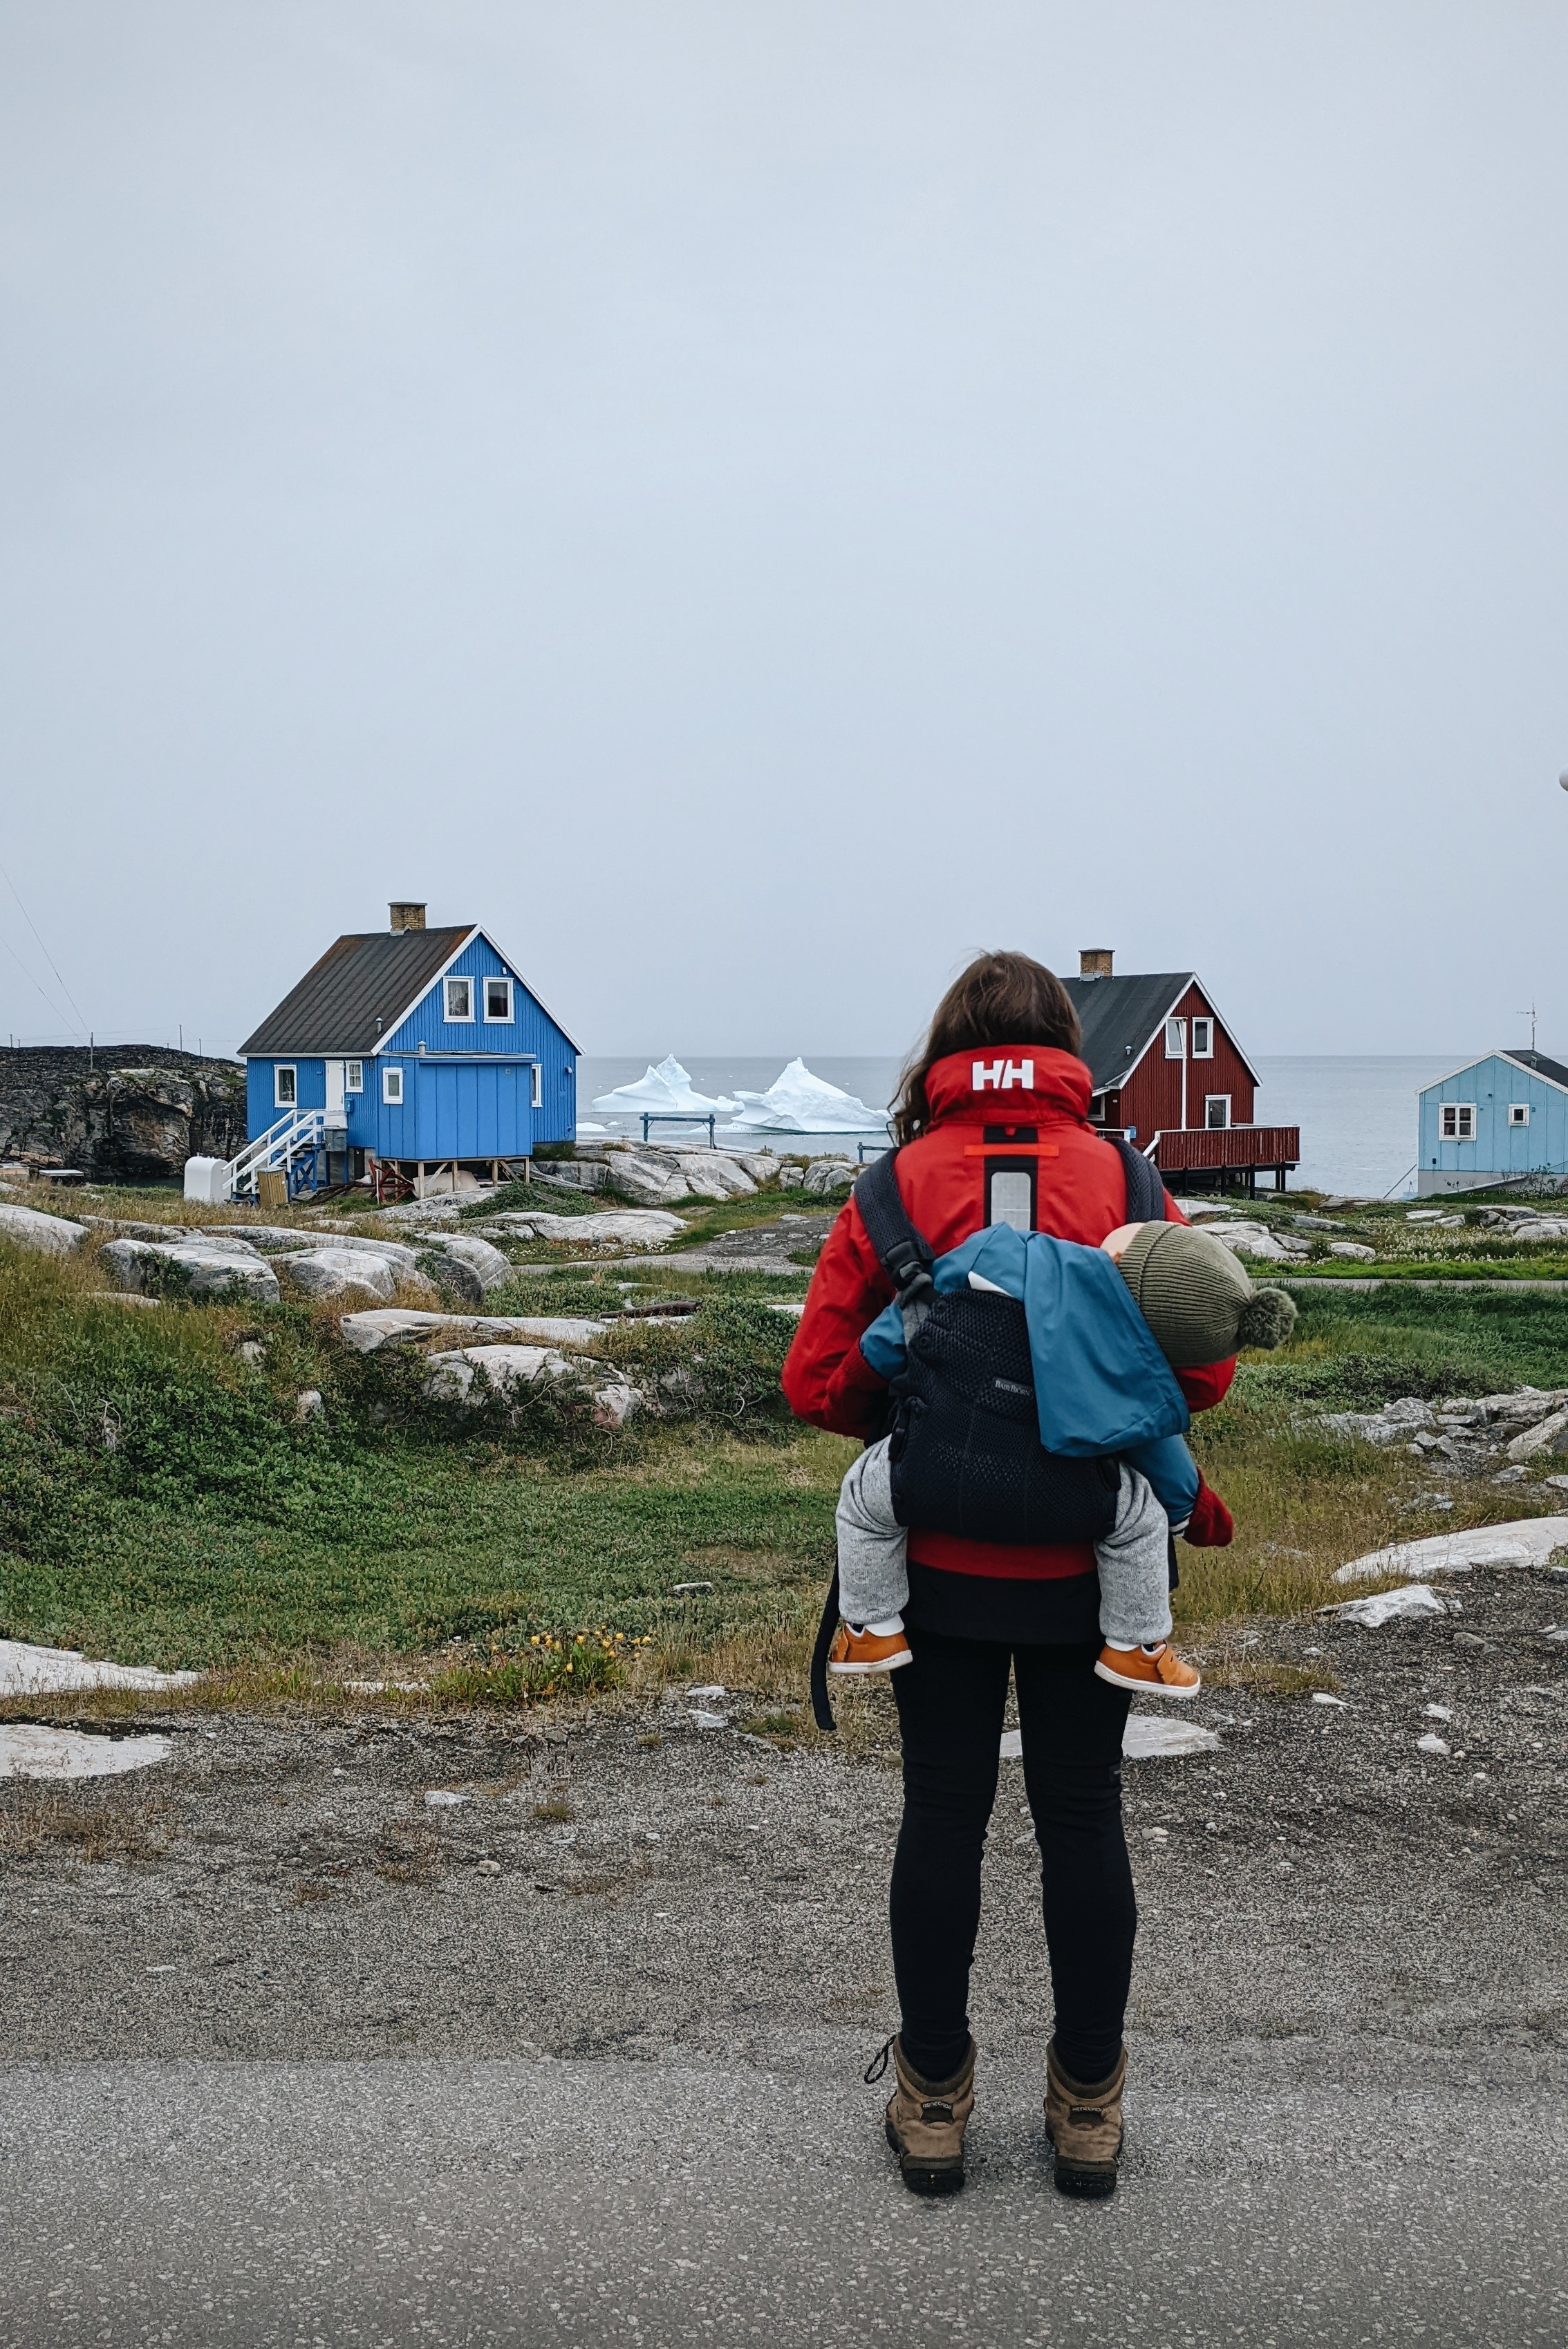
[853,1148,935,1327]
[1109,1132,1170,1225]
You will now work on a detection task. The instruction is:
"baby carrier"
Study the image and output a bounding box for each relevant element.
[809,1136,1170,1728]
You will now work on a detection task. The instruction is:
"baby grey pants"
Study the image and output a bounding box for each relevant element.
[835,1439,1173,1646]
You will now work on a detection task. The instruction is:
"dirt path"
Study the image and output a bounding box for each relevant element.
[3,1565,1565,2074]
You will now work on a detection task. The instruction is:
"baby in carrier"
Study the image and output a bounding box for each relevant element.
[828,1218,1295,1696]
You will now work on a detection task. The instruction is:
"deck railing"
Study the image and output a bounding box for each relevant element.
[224,1107,327,1199]
[1141,1125,1300,1172]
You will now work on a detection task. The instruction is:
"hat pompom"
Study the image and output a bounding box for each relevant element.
[1235,1286,1296,1351]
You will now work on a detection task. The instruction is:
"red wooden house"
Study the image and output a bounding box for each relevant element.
[1062,950,1299,1193]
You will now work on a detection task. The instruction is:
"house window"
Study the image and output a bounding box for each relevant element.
[1439,1103,1475,1141]
[1509,1103,1531,1127]
[274,1064,297,1108]
[530,1063,543,1109]
[1191,1018,1213,1058]
[484,975,514,1023]
[444,975,474,1022]
[1204,1095,1231,1129]
[345,1060,363,1093]
[382,1066,404,1105]
[1164,1018,1186,1059]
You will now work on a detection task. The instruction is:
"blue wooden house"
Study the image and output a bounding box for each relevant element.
[1416,1049,1568,1197]
[236,903,578,1195]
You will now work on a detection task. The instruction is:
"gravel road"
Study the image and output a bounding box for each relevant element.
[3,1563,1566,2342]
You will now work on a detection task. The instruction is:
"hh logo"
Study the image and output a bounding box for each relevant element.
[971,1058,1034,1092]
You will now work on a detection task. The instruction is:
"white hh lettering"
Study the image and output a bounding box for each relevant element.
[971,1058,1035,1092]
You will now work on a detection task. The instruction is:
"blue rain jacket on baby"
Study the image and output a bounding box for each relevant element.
[857,1224,1202,1524]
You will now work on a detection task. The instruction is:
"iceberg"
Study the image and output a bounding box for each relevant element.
[721,1058,885,1134]
[591,1056,738,1116]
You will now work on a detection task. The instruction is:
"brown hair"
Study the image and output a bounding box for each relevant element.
[890,952,1081,1146]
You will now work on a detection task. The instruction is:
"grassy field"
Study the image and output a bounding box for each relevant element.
[3,1186,1567,1713]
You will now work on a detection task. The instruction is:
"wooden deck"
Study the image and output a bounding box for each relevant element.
[1094,1123,1302,1195]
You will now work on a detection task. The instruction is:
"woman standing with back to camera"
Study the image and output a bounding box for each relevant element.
[781,953,1238,2198]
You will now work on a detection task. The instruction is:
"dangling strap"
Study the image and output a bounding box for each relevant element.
[809,1563,841,1732]
[1108,1132,1171,1224]
[852,1149,936,1338]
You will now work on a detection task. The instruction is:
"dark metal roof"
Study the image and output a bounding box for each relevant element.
[1061,973,1194,1092]
[239,927,474,1057]
[1505,1048,1568,1092]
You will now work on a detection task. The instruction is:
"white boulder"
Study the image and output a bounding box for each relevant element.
[1323,1584,1448,1628]
[0,1203,88,1255]
[424,1343,563,1401]
[428,1233,512,1291]
[423,1341,639,1430]
[1195,1221,1308,1262]
[99,1237,281,1304]
[1335,1515,1568,1584]
[1505,1408,1568,1463]
[337,1309,601,1353]
[673,1153,756,1201]
[219,1226,422,1271]
[488,1208,687,1251]
[1327,1241,1377,1262]
[276,1248,398,1302]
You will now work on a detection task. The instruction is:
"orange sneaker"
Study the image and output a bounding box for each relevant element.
[828,1622,913,1675]
[1093,1641,1202,1698]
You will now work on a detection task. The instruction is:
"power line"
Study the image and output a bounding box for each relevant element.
[0,856,89,1041]
[0,930,84,1042]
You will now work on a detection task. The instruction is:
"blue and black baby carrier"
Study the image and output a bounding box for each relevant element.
[808,1136,1170,1728]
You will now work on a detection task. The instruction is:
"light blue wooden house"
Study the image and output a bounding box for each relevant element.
[232,902,578,1197]
[1416,1049,1568,1197]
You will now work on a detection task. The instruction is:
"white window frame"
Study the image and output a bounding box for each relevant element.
[1164,1018,1186,1059]
[443,975,474,1023]
[1439,1102,1475,1141]
[530,1062,543,1109]
[483,975,514,1024]
[274,1063,297,1108]
[1204,1094,1231,1130]
[1191,1017,1213,1059]
[344,1060,364,1094]
[1508,1102,1531,1127]
[382,1065,404,1105]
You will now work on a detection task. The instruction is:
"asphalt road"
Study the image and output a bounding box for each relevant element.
[4,1564,1567,2344]
[3,2052,1566,2347]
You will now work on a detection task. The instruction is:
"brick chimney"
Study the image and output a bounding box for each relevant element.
[389,902,427,933]
[1079,948,1114,980]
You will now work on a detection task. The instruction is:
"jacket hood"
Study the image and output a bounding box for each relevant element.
[922,1045,1094,1127]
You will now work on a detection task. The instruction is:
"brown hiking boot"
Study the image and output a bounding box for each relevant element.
[1044,2040,1126,2198]
[875,2034,976,2196]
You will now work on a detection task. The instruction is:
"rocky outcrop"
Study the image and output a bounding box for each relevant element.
[0,1047,247,1183]
[1320,1386,1568,1472]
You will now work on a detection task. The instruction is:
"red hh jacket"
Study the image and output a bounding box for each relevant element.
[781,1045,1235,1583]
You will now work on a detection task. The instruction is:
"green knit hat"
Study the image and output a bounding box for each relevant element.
[1114,1223,1297,1367]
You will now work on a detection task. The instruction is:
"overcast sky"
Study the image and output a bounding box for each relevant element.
[3,2,1567,1062]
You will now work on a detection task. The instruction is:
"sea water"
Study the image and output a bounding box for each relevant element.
[577,1054,1459,1199]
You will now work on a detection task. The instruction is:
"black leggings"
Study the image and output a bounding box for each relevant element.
[890,1625,1135,2085]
